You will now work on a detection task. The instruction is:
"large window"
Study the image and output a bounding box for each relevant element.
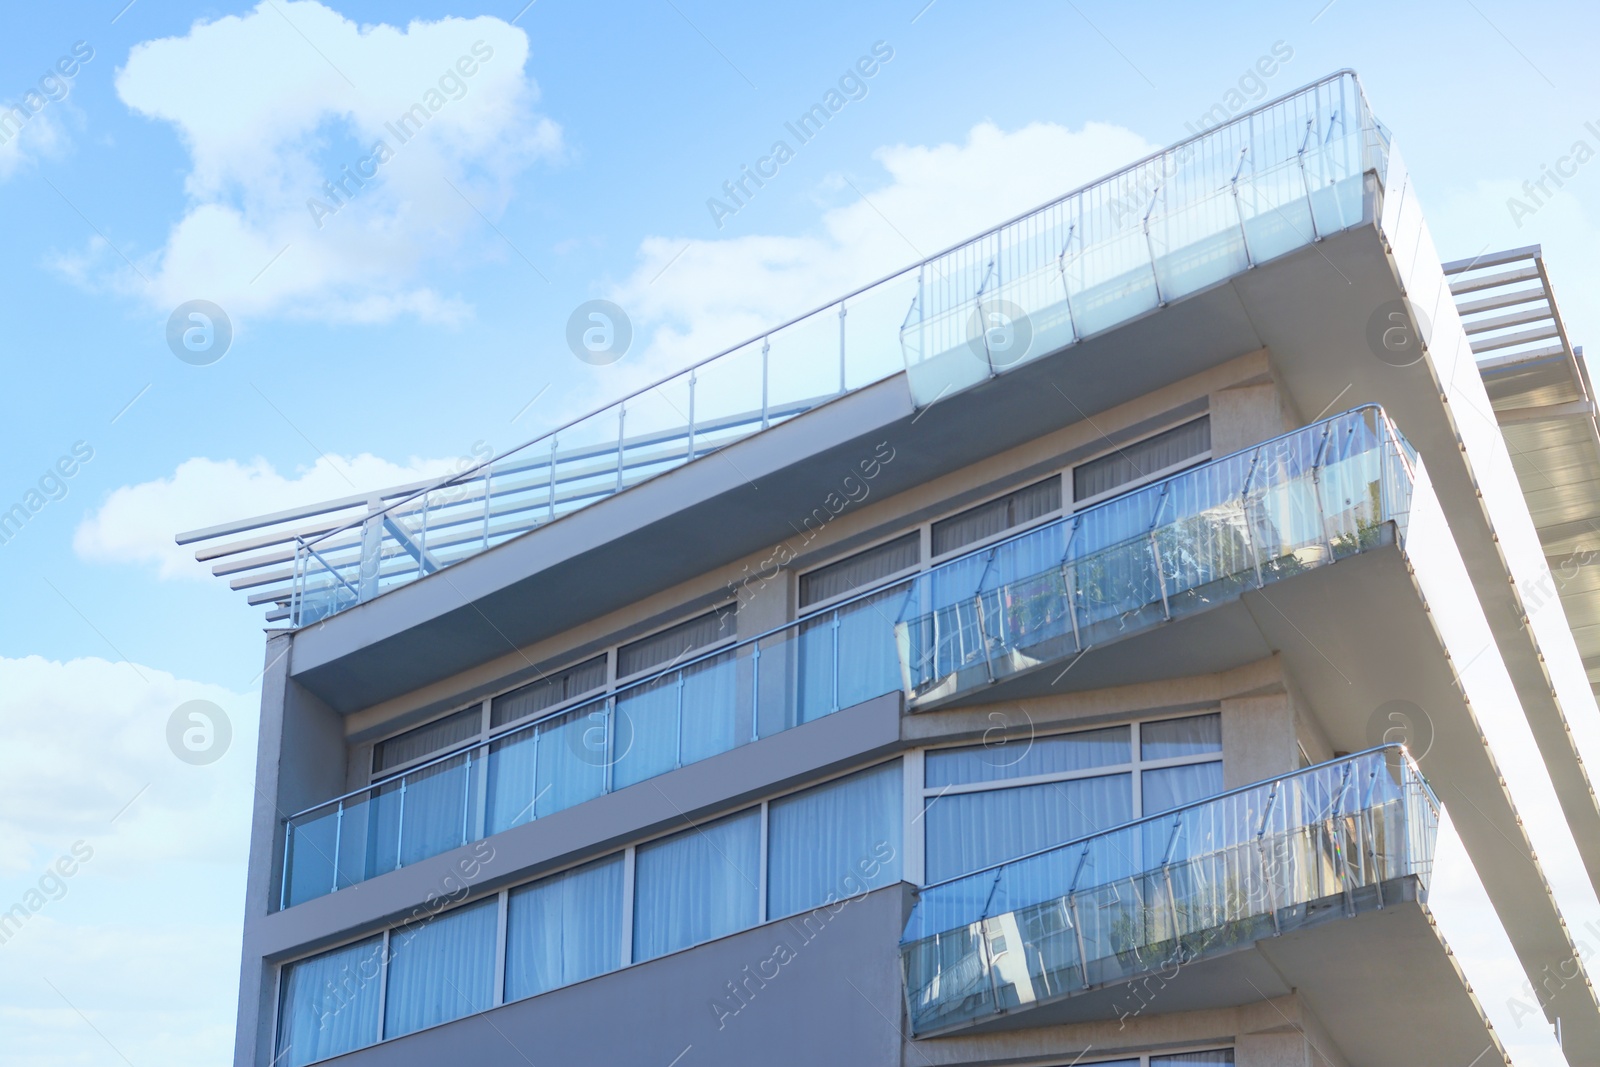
[505,855,623,1001]
[799,531,920,608]
[1072,415,1210,503]
[276,760,905,1064]
[633,809,762,962]
[931,477,1061,557]
[275,936,384,1067]
[922,714,1223,884]
[383,898,497,1038]
[767,762,903,918]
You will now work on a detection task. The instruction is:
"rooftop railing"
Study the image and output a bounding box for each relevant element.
[175,71,1388,626]
[279,404,1416,909]
[901,745,1439,1035]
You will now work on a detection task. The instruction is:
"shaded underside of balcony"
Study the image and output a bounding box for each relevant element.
[908,879,1503,1065]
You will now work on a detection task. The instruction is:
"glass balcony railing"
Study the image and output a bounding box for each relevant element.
[278,587,906,909]
[901,745,1440,1035]
[280,405,1416,909]
[285,71,1388,627]
[894,404,1416,708]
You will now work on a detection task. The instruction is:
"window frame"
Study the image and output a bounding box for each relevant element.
[1068,414,1212,510]
[918,712,1225,885]
[796,528,925,614]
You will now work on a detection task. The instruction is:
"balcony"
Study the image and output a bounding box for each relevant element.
[894,404,1415,709]
[900,745,1440,1036]
[279,405,1416,909]
[179,71,1388,628]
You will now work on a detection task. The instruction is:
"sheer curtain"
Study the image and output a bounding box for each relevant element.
[1141,712,1223,759]
[633,810,760,962]
[382,898,497,1039]
[926,725,1129,788]
[767,762,902,919]
[1154,1051,1234,1066]
[505,856,623,1001]
[924,772,1133,883]
[1142,760,1224,815]
[276,936,384,1067]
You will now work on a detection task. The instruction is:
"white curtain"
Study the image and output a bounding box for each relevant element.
[394,753,474,867]
[382,898,497,1039]
[276,936,384,1066]
[926,725,1130,788]
[1143,760,1224,815]
[633,810,760,962]
[797,585,906,722]
[1141,712,1223,759]
[767,762,902,919]
[485,728,538,835]
[1154,1051,1233,1066]
[533,706,607,817]
[505,856,623,1001]
[924,772,1133,884]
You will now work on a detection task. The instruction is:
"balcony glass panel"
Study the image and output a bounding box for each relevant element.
[902,746,1439,1035]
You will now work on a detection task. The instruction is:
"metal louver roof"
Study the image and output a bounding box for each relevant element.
[1444,244,1600,694]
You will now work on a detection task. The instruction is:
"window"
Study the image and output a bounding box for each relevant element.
[931,477,1061,556]
[767,762,903,918]
[922,714,1224,883]
[617,605,737,678]
[505,856,623,1001]
[373,707,481,775]
[491,656,607,729]
[1073,416,1210,502]
[632,809,761,962]
[277,760,906,1063]
[799,532,920,607]
[383,898,497,1038]
[276,936,384,1067]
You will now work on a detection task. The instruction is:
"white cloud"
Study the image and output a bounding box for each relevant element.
[0,655,256,1067]
[68,2,560,324]
[606,120,1158,389]
[0,108,66,180]
[74,451,475,580]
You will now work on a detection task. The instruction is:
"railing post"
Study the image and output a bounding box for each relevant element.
[1142,184,1166,307]
[1255,781,1282,936]
[1311,422,1336,560]
[838,301,847,394]
[547,436,559,522]
[615,404,627,493]
[604,696,617,794]
[760,337,770,430]
[280,821,293,910]
[750,643,762,742]
[395,777,407,871]
[461,752,472,847]
[830,611,841,713]
[530,723,541,823]
[1298,117,1323,242]
[1230,146,1254,268]
[1067,840,1092,987]
[1055,221,1080,343]
[973,594,998,684]
[330,801,344,894]
[481,464,493,550]
[674,670,686,769]
[1149,532,1172,621]
[687,371,697,462]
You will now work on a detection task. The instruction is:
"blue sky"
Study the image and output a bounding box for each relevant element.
[0,1,1597,1063]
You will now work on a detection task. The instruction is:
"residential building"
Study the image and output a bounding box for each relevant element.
[188,70,1600,1066]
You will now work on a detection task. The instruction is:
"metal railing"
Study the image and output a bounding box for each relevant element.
[893,404,1416,707]
[279,404,1416,909]
[207,70,1388,626]
[900,745,1439,1034]
[277,580,907,909]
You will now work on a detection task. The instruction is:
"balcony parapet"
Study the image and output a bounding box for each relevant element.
[900,744,1440,1035]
